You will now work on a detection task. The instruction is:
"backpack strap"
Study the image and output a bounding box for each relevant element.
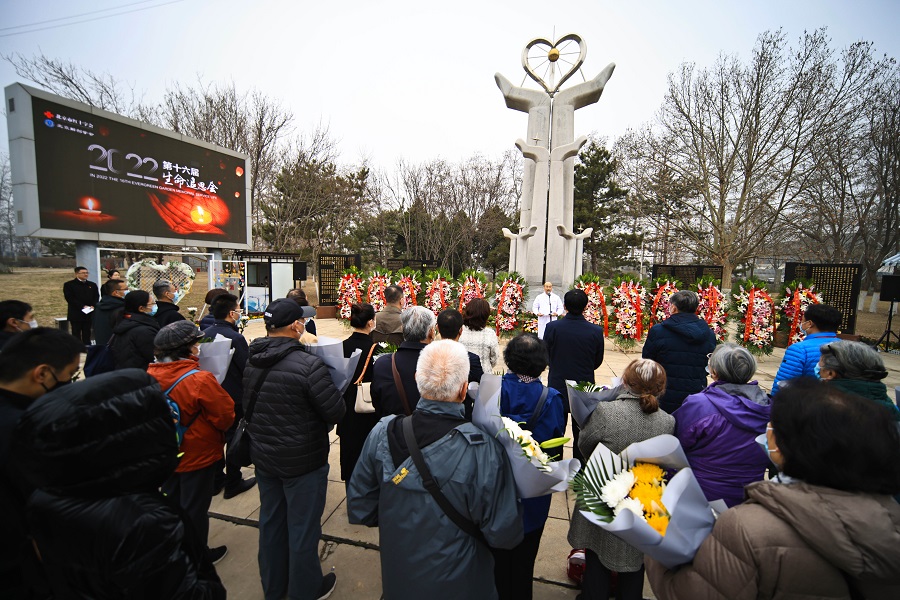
[524,385,550,432]
[401,416,486,545]
[166,369,201,428]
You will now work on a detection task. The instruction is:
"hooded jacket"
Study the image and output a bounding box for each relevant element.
[645,480,900,599]
[244,336,345,478]
[674,381,771,507]
[111,311,160,370]
[93,294,125,346]
[11,369,225,599]
[642,312,717,413]
[147,357,235,473]
[347,400,523,599]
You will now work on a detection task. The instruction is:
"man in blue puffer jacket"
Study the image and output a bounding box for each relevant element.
[642,290,717,414]
[771,304,841,394]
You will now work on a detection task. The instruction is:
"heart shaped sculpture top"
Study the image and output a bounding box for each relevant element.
[521,34,586,96]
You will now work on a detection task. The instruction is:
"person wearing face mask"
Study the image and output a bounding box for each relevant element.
[153,279,187,327]
[817,340,900,420]
[93,279,128,346]
[771,303,841,394]
[645,378,900,599]
[0,300,37,349]
[111,290,161,370]
[203,294,257,499]
[245,299,345,600]
[147,321,235,566]
[0,328,84,599]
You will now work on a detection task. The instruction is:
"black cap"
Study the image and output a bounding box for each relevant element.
[264,299,315,328]
[154,321,203,351]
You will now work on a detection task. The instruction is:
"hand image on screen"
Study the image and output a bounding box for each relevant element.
[148,190,230,235]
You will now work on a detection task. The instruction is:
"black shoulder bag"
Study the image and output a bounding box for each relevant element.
[228,366,274,467]
[402,416,486,545]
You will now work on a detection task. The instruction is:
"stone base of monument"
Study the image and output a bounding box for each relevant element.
[316,305,338,320]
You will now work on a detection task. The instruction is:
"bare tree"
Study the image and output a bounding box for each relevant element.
[620,30,889,286]
[157,80,293,244]
[4,53,153,119]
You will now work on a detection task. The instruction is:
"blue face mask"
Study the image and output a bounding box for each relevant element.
[172,290,183,304]
[147,304,158,316]
[814,363,821,379]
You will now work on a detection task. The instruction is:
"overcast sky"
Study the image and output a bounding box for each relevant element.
[1,0,898,171]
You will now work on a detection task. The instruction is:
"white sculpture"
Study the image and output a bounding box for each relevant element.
[496,35,615,297]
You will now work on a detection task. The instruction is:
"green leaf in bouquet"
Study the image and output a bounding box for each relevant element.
[571,450,630,522]
[539,437,570,449]
[569,381,605,393]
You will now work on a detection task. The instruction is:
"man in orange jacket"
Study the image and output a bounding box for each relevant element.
[148,321,235,565]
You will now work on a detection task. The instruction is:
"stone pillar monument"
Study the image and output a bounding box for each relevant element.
[495,34,614,298]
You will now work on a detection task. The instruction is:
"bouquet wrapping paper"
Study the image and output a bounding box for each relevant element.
[471,374,581,498]
[578,434,716,569]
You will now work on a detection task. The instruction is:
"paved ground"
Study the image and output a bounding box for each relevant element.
[209,318,900,599]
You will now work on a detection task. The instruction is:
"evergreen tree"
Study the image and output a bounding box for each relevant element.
[573,138,637,276]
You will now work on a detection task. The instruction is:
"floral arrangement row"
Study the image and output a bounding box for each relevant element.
[336,268,824,353]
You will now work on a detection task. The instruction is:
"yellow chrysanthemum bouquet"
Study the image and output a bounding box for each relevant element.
[571,434,716,568]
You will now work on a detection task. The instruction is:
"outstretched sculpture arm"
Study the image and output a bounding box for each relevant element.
[503,225,538,240]
[550,135,588,162]
[554,63,616,110]
[557,225,594,240]
[495,73,551,113]
[515,139,549,163]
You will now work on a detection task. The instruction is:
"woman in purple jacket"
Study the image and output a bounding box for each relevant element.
[674,343,771,507]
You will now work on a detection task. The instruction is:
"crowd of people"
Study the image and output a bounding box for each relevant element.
[1,275,899,600]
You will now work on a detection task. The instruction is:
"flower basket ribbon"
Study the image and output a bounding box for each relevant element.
[598,287,609,337]
[626,284,644,339]
[702,286,722,326]
[789,289,803,344]
[743,287,756,343]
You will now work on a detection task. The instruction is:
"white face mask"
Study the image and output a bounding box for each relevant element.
[27,319,38,329]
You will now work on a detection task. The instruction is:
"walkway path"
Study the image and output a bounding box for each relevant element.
[209,318,900,599]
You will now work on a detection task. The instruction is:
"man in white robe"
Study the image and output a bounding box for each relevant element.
[532,281,563,339]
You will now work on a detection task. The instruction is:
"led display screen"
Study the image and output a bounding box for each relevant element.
[7,84,250,247]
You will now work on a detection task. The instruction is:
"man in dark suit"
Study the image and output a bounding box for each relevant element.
[544,289,605,462]
[63,266,99,345]
[152,279,186,327]
[371,306,436,416]
[436,308,484,420]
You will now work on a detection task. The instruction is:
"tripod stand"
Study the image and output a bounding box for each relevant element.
[875,299,900,352]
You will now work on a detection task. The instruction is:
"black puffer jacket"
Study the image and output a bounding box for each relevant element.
[111,311,160,370]
[642,312,717,413]
[11,369,225,599]
[244,336,345,478]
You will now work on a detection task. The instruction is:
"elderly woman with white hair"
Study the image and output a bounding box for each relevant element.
[674,343,771,508]
[348,340,523,599]
[818,340,900,420]
[371,305,438,416]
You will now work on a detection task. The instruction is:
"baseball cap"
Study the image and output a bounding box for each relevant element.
[154,321,204,351]
[264,299,315,328]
